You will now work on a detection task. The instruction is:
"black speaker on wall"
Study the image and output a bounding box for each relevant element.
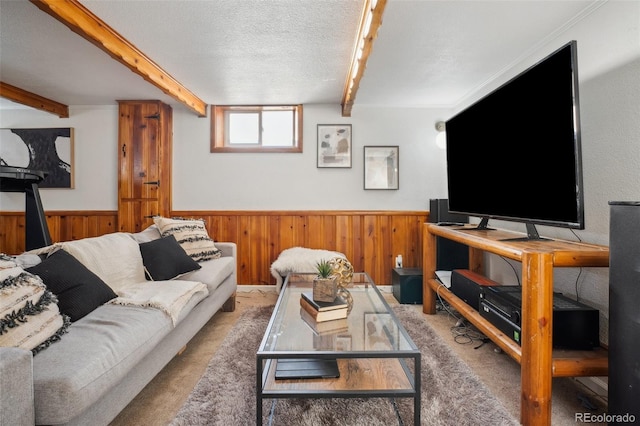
[429,199,469,271]
[608,201,640,422]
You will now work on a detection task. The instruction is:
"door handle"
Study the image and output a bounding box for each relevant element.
[143,181,160,186]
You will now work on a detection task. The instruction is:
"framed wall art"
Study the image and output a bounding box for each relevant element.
[317,124,352,168]
[0,127,74,188]
[364,145,398,190]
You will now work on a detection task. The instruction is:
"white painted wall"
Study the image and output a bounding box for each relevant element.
[0,106,119,210]
[0,104,450,211]
[171,104,450,210]
[1,0,638,346]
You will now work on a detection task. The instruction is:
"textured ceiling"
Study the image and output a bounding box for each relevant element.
[0,0,600,114]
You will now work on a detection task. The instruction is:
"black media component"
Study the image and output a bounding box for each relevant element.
[428,199,469,271]
[450,269,499,311]
[429,198,469,225]
[445,41,584,238]
[479,299,522,344]
[480,285,599,350]
[608,201,640,421]
[392,268,423,304]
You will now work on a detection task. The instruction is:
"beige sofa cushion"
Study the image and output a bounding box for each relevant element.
[60,233,146,293]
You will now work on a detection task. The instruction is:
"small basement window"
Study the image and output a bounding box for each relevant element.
[210,105,303,153]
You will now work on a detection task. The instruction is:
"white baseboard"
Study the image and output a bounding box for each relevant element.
[236,285,277,293]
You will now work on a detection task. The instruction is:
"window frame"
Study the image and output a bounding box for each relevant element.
[210,104,303,153]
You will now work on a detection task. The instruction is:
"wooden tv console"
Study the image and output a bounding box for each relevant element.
[422,223,609,426]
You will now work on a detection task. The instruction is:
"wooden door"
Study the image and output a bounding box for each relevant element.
[118,101,172,233]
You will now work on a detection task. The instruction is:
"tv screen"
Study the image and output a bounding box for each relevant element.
[445,40,584,237]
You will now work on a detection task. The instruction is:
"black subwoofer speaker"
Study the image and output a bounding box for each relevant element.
[392,268,423,304]
[429,199,469,271]
[608,201,640,422]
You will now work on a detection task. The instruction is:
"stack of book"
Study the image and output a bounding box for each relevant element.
[300,308,348,335]
[299,292,348,322]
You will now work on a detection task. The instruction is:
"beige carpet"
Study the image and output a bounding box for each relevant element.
[109,288,607,426]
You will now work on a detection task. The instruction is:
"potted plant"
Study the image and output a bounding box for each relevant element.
[312,259,337,302]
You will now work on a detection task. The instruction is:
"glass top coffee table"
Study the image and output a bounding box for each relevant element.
[256,272,421,425]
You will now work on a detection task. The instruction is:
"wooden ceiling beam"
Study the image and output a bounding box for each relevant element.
[0,82,69,118]
[342,0,387,117]
[30,0,207,117]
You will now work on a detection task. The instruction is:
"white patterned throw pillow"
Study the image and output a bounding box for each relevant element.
[0,257,70,354]
[153,217,221,262]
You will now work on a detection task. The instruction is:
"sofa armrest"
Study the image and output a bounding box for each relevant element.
[215,242,236,259]
[0,347,35,426]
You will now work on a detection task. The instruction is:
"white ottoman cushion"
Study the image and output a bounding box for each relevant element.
[270,247,346,292]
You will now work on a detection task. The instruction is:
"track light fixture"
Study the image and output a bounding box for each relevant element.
[341,0,387,117]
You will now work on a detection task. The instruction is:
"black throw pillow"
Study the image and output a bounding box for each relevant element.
[139,235,201,281]
[26,249,117,322]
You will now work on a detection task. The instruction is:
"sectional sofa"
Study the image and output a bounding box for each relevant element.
[0,219,237,425]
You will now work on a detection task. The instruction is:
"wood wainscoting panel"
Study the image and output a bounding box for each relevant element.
[1,210,428,287]
[173,210,429,286]
[0,213,24,255]
[0,211,118,255]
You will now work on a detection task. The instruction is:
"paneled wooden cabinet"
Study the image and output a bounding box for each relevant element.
[117,100,172,233]
[423,223,609,426]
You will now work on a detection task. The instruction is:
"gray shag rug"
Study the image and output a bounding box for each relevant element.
[171,305,519,426]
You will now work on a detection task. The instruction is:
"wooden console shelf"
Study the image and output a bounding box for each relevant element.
[422,223,609,426]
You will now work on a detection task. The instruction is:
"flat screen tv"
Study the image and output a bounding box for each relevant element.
[445,40,584,240]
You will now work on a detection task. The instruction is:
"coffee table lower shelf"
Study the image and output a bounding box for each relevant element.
[257,355,420,425]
